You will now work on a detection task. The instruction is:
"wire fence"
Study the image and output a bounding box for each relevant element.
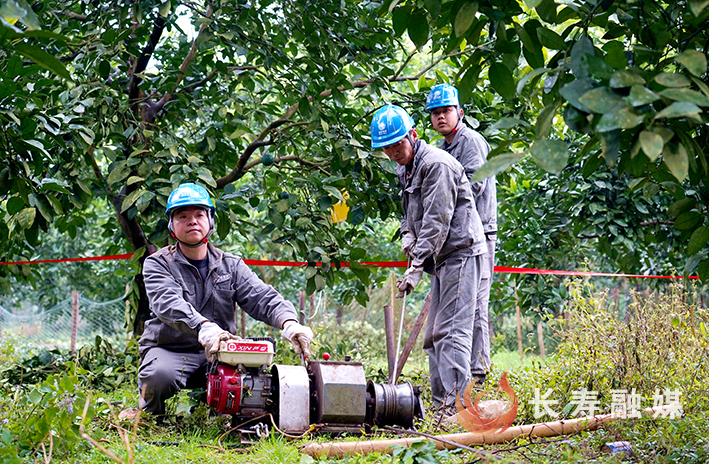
[0,293,129,353]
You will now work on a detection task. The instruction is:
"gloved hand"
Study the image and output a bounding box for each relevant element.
[401,233,416,258]
[281,320,314,359]
[396,266,423,298]
[198,321,241,362]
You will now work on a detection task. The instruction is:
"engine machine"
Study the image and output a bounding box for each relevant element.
[206,338,424,434]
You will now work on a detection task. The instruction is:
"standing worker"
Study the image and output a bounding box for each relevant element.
[370,104,486,419]
[426,84,496,385]
[130,183,314,418]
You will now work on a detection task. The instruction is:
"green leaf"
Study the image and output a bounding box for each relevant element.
[668,198,696,218]
[536,0,557,23]
[596,108,644,132]
[516,67,550,94]
[559,79,595,112]
[523,0,543,7]
[688,226,709,255]
[159,0,171,17]
[627,85,660,107]
[24,139,50,158]
[658,88,709,107]
[16,207,36,229]
[348,205,365,225]
[407,9,429,49]
[689,0,709,17]
[488,62,515,100]
[535,103,558,139]
[13,43,72,81]
[470,152,526,183]
[602,40,627,69]
[392,6,410,37]
[530,139,569,174]
[106,161,130,185]
[6,197,24,215]
[454,2,478,37]
[675,50,707,77]
[663,141,689,182]
[654,72,691,88]
[698,259,709,281]
[121,189,144,213]
[1,0,40,30]
[675,211,702,231]
[654,102,702,121]
[536,27,566,50]
[492,117,528,130]
[609,70,645,88]
[197,168,217,188]
[578,88,623,113]
[39,178,70,194]
[323,186,345,202]
[639,130,664,162]
[570,36,595,78]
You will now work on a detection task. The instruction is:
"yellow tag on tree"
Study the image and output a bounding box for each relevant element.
[331,191,350,223]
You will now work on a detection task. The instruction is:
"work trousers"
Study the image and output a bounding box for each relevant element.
[471,235,495,375]
[424,252,482,408]
[137,346,208,415]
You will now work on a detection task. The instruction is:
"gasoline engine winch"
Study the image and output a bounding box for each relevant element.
[206,337,424,435]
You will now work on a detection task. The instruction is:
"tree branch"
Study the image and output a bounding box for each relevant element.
[154,5,214,114]
[128,14,166,112]
[214,43,489,188]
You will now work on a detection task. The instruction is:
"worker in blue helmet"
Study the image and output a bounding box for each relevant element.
[426,84,497,387]
[370,104,486,422]
[128,183,314,418]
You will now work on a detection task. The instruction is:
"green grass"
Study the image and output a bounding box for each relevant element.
[3,282,709,463]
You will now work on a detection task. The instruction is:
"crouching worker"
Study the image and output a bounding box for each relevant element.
[136,182,313,417]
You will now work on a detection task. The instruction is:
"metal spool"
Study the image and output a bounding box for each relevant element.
[366,381,423,429]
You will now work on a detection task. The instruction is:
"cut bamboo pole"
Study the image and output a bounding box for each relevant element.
[300,406,676,459]
[383,304,396,383]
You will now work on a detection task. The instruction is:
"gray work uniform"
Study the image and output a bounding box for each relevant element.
[397,140,486,408]
[440,124,496,376]
[138,243,297,414]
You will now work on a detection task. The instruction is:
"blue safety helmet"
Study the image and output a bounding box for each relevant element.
[370,104,415,149]
[166,183,215,245]
[425,84,459,111]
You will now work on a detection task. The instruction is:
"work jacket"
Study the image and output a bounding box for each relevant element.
[397,140,486,272]
[440,124,497,234]
[139,243,297,354]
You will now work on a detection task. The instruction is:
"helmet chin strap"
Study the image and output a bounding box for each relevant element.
[168,214,215,249]
[171,232,210,248]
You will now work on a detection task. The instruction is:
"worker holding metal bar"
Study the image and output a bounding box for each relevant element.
[370,105,486,421]
[426,84,496,386]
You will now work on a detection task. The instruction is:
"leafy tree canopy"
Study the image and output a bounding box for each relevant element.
[2,0,709,330]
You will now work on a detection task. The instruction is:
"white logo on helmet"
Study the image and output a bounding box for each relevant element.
[378,122,386,131]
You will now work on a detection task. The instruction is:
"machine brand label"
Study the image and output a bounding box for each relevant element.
[226,341,269,352]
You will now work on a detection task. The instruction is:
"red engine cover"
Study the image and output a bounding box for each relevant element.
[207,364,242,414]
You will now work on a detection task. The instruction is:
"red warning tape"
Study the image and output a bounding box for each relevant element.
[0,253,697,279]
[0,253,135,266]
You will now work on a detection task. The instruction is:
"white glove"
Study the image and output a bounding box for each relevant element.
[401,233,416,258]
[281,320,314,359]
[197,321,241,362]
[396,266,423,298]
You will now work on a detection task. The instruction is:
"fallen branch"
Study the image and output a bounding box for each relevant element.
[300,405,677,459]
